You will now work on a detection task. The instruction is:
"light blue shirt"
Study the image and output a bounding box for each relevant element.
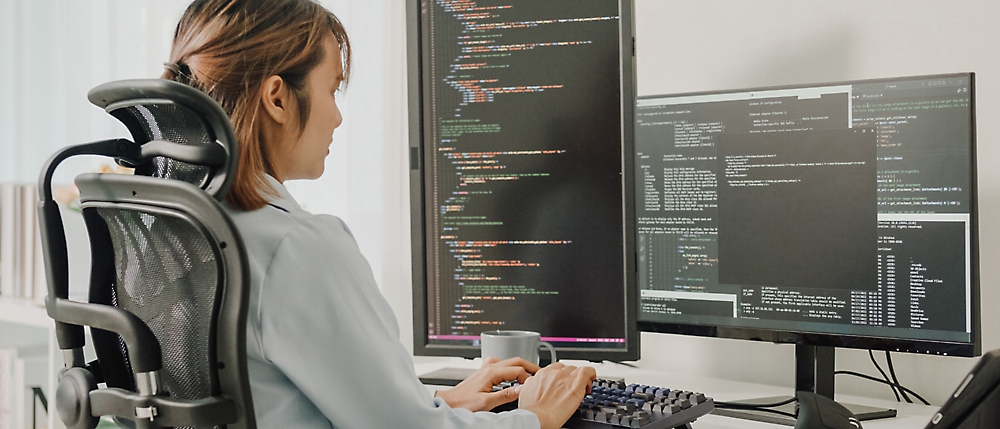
[226,176,540,429]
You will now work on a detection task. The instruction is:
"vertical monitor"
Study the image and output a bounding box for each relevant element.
[636,74,978,357]
[408,0,638,361]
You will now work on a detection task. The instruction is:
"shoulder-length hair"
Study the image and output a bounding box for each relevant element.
[162,0,351,210]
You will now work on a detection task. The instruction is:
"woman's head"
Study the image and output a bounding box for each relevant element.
[163,0,351,210]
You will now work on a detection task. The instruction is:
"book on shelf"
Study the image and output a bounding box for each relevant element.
[33,215,45,304]
[0,183,16,298]
[0,348,26,429]
[0,184,45,303]
[20,185,35,301]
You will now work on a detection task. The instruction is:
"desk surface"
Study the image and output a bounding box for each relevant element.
[414,356,936,429]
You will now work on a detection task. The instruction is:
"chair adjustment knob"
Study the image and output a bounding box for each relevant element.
[56,367,100,429]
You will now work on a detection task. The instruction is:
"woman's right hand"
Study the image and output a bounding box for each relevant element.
[517,362,597,429]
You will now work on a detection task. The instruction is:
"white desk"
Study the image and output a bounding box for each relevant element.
[415,356,937,429]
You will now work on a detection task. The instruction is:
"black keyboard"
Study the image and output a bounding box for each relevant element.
[566,378,715,429]
[493,378,714,429]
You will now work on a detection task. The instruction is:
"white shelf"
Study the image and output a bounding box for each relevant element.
[0,298,60,429]
[0,298,52,329]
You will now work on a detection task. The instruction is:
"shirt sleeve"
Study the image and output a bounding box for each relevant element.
[257,215,540,429]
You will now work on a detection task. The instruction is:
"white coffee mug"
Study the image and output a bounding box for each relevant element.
[480,330,557,365]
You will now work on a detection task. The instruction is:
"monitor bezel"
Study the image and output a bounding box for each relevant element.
[636,72,980,358]
[407,0,640,361]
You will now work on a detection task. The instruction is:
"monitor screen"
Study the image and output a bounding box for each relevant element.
[408,0,638,360]
[635,74,978,356]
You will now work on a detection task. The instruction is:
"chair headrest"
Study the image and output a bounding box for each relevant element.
[88,79,238,200]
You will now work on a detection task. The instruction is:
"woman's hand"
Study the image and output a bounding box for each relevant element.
[517,362,597,429]
[434,357,540,412]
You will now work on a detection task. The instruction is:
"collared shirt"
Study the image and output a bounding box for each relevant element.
[225,175,540,429]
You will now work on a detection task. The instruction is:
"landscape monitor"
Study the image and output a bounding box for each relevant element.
[407,0,639,361]
[635,73,979,358]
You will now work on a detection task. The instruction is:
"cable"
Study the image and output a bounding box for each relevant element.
[885,351,913,403]
[868,350,901,402]
[835,370,930,405]
[605,361,639,368]
[716,397,797,409]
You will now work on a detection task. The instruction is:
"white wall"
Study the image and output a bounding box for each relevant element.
[0,0,190,185]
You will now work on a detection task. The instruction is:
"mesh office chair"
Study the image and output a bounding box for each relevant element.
[38,79,256,429]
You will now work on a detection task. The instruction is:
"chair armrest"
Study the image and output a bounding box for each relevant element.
[91,388,238,428]
[38,139,135,352]
[47,298,163,373]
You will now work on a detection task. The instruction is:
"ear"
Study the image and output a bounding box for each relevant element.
[260,75,291,125]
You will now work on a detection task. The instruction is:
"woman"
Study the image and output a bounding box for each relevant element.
[160,1,595,428]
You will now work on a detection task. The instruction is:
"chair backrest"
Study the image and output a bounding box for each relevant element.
[80,174,252,429]
[40,79,254,429]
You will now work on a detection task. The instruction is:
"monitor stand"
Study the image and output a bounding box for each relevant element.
[711,345,897,426]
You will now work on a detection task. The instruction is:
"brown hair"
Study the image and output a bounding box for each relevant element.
[163,0,351,210]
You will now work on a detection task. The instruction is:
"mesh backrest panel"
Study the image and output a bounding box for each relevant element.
[110,284,134,386]
[96,206,220,429]
[126,104,212,186]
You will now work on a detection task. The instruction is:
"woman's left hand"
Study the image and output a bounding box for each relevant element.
[434,356,541,412]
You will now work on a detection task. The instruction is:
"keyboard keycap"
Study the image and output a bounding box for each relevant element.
[674,398,692,409]
[632,392,655,401]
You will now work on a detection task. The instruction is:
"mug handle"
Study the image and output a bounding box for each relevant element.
[539,341,557,364]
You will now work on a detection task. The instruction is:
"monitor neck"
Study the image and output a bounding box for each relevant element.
[796,344,835,399]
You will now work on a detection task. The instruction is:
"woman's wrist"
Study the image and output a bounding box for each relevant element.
[433,389,455,407]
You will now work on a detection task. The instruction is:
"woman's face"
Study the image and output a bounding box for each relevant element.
[280,35,344,181]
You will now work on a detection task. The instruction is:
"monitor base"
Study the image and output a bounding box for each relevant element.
[418,367,475,386]
[713,395,897,426]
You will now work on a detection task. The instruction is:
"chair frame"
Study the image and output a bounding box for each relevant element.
[38,80,256,429]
